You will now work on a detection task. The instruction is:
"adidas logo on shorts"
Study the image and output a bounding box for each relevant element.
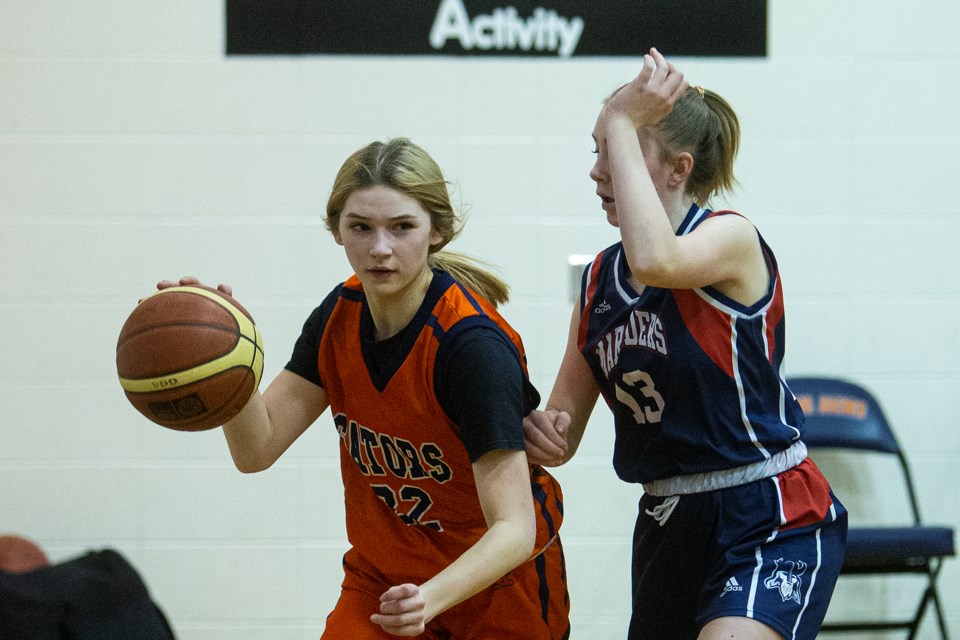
[721,576,744,597]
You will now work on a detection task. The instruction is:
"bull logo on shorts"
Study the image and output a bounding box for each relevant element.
[763,558,807,604]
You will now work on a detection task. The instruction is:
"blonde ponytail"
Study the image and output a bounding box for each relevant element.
[428,251,510,307]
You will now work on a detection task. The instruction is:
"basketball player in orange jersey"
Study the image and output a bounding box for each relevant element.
[159,138,568,639]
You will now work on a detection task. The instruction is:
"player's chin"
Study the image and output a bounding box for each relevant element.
[600,200,619,224]
[357,272,387,288]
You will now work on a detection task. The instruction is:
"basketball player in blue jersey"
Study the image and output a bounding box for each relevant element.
[523,48,847,640]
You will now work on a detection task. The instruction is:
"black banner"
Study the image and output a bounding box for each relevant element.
[226,1,766,58]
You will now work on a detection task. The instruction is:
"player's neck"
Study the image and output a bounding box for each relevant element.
[665,196,695,232]
[366,268,433,341]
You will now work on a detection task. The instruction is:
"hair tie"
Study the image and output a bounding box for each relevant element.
[694,85,705,99]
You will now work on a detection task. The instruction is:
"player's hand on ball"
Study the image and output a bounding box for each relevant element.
[157,276,232,297]
[371,583,428,637]
[523,409,570,466]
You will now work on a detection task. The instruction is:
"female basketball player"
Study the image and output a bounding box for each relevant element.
[160,139,568,638]
[522,49,847,640]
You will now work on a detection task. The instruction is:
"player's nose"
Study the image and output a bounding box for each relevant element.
[370,229,393,256]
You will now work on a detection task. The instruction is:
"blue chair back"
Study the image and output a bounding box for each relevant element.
[788,376,900,455]
[787,376,955,640]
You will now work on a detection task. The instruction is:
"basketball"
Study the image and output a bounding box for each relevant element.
[0,535,50,573]
[116,285,265,431]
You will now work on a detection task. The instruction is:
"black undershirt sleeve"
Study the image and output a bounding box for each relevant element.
[435,326,538,463]
[283,287,340,388]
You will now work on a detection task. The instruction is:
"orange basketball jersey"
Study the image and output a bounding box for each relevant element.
[317,271,563,584]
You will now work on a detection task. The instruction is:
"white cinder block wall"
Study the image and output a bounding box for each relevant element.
[2,2,958,638]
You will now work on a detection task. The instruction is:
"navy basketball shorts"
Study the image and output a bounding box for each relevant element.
[628,458,848,640]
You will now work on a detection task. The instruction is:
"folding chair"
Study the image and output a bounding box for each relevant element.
[788,376,955,640]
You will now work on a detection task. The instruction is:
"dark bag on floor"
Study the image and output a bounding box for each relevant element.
[0,548,175,639]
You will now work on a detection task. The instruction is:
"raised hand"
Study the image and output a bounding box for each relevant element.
[605,47,688,129]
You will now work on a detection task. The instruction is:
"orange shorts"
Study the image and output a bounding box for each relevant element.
[321,539,570,640]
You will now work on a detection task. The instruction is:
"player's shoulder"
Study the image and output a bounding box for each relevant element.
[299,281,353,338]
[698,208,754,229]
[432,271,496,323]
[316,281,349,313]
[692,209,760,245]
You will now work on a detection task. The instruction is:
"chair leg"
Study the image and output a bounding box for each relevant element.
[908,560,950,640]
[930,587,951,640]
[906,588,928,640]
[927,559,951,640]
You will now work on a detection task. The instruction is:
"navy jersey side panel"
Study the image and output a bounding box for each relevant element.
[577,206,804,484]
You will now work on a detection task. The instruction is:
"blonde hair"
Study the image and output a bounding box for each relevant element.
[607,85,741,205]
[654,86,741,204]
[326,138,510,306]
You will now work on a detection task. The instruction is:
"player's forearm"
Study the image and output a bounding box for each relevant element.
[222,371,326,473]
[545,353,599,464]
[221,391,279,473]
[419,517,535,621]
[542,301,600,467]
[605,113,680,285]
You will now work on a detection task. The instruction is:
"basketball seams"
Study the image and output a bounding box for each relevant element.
[116,324,241,377]
[145,285,257,332]
[118,335,261,392]
[119,320,241,341]
[245,325,265,390]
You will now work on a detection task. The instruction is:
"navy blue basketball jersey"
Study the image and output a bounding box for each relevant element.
[578,204,804,484]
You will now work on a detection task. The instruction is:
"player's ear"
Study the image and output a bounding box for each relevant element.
[669,151,693,188]
[332,230,344,246]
